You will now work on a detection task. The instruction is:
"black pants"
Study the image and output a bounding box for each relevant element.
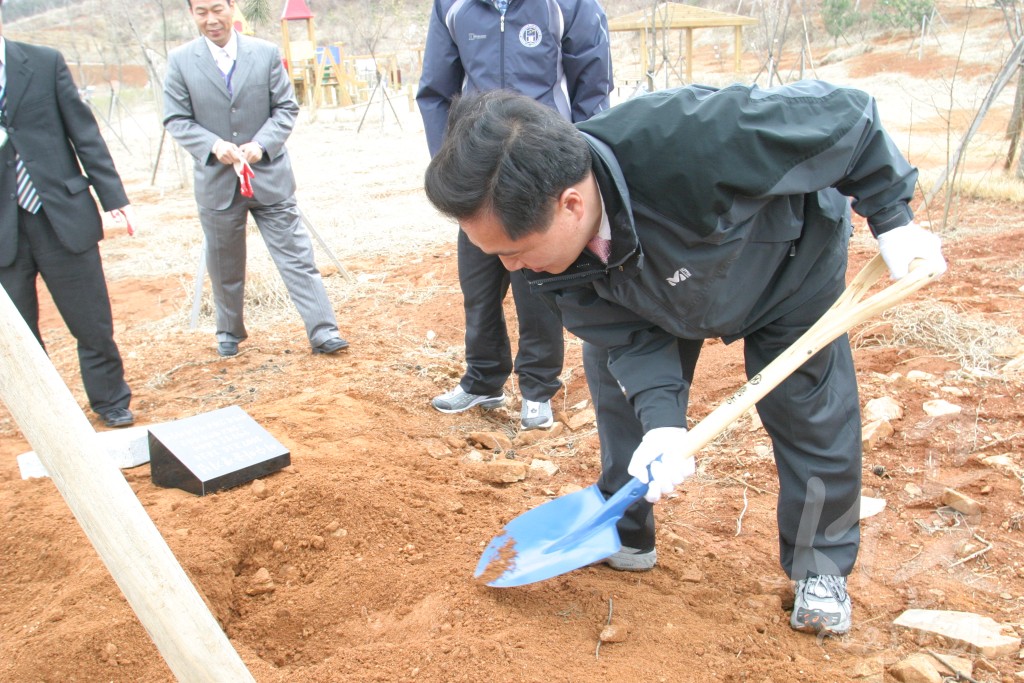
[586,338,702,553]
[586,268,861,579]
[456,230,563,402]
[0,207,130,414]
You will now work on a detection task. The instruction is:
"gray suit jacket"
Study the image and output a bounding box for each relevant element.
[162,33,299,211]
[1,40,128,266]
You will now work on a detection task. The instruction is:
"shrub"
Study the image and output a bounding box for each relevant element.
[872,0,936,33]
[821,0,861,45]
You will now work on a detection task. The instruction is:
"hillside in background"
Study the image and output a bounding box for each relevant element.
[8,0,985,80]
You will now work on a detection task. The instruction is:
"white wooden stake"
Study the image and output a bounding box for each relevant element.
[0,287,255,683]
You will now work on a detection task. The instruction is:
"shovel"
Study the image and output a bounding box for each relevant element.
[475,254,943,587]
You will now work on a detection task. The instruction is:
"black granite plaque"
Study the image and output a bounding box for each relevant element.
[148,405,290,496]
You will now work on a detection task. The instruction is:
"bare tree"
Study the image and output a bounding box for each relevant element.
[751,0,794,86]
[997,0,1024,178]
[336,0,406,57]
[922,36,1024,218]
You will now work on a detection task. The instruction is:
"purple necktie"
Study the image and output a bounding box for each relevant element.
[224,60,236,96]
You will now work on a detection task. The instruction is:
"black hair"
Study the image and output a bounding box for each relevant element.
[187,0,232,8]
[424,90,592,239]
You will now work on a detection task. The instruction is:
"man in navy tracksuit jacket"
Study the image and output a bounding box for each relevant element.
[423,81,947,635]
[416,0,612,430]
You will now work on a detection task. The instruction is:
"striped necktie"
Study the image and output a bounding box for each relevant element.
[0,86,43,214]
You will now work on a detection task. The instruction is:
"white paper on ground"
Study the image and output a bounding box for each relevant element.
[860,495,887,519]
[17,426,152,479]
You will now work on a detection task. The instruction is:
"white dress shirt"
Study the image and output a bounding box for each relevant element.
[204,31,238,76]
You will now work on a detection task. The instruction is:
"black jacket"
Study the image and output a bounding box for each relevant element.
[524,80,917,430]
[0,40,128,266]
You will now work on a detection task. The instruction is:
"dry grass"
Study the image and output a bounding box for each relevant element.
[131,227,359,334]
[949,172,1024,204]
[855,301,1023,376]
[917,169,1024,223]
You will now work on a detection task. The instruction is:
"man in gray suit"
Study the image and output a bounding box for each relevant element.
[163,0,348,357]
[0,1,136,428]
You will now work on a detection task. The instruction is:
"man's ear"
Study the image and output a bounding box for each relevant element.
[560,186,585,219]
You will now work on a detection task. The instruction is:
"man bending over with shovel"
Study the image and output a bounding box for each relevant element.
[423,82,946,635]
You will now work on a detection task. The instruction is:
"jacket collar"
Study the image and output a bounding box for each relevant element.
[229,33,256,102]
[192,31,253,101]
[521,134,643,291]
[2,40,32,121]
[582,132,640,270]
[191,36,229,98]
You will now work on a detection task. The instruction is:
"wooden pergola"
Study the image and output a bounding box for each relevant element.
[608,2,757,91]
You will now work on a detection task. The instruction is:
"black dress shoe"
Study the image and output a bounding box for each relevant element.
[312,337,349,354]
[217,341,239,357]
[102,407,135,428]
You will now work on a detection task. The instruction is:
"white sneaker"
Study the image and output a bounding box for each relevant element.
[520,399,553,430]
[431,386,506,414]
[791,575,852,634]
[603,546,657,571]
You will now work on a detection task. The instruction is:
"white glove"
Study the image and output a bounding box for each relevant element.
[877,222,947,280]
[627,427,695,503]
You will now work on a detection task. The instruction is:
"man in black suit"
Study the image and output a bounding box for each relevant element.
[0,2,136,428]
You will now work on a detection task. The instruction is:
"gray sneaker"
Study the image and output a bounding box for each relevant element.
[603,546,657,571]
[791,575,852,635]
[432,386,506,414]
[520,399,553,430]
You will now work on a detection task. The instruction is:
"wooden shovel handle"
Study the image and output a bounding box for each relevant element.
[681,254,942,460]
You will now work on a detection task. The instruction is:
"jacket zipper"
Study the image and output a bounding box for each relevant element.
[529,259,617,289]
[499,4,506,88]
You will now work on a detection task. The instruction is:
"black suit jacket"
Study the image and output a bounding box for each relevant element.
[0,40,128,267]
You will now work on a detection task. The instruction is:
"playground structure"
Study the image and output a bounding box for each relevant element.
[279,0,419,113]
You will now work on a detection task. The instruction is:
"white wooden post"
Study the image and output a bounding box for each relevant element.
[0,287,255,683]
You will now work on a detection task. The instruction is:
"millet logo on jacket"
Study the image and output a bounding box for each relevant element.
[666,267,692,286]
[468,32,487,40]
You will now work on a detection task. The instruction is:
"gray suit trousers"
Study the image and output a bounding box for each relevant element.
[198,192,339,346]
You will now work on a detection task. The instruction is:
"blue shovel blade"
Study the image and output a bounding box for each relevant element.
[474,477,649,587]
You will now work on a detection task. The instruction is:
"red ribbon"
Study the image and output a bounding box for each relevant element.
[238,161,255,197]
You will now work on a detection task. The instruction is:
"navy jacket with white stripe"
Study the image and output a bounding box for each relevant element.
[417,0,613,157]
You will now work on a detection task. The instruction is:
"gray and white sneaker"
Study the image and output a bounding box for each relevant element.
[791,574,852,635]
[432,386,506,414]
[520,399,554,430]
[603,546,657,571]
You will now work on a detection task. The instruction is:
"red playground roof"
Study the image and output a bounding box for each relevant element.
[280,0,314,20]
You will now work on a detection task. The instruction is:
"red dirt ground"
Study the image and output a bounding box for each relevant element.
[2,4,1023,682]
[2,202,1023,683]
